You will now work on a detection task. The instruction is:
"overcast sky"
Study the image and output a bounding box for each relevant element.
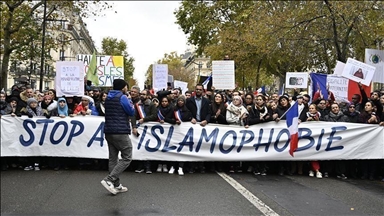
[84,1,188,89]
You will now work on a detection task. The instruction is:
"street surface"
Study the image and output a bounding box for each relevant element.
[1,169,383,216]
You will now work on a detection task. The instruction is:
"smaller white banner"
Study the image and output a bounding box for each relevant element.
[285,72,308,88]
[55,61,85,97]
[212,60,235,89]
[77,54,124,87]
[333,61,345,76]
[365,48,384,84]
[342,58,376,86]
[327,75,349,103]
[173,80,188,94]
[153,64,168,91]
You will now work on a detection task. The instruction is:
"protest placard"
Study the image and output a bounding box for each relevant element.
[55,61,84,97]
[77,54,124,87]
[341,58,376,86]
[152,64,168,91]
[285,72,308,88]
[212,60,235,89]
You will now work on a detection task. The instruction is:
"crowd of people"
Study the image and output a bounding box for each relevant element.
[1,83,384,182]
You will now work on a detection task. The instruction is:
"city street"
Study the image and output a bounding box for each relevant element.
[1,169,383,216]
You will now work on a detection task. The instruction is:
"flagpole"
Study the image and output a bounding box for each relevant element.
[278,101,298,120]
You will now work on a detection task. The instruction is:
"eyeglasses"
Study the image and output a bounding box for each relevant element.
[349,106,355,108]
[303,99,309,102]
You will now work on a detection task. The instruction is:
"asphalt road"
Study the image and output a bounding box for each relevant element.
[1,169,383,216]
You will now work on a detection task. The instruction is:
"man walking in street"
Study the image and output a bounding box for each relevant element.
[101,79,135,195]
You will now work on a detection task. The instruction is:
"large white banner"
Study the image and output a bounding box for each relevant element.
[212,60,235,89]
[55,61,85,97]
[77,54,124,87]
[365,48,384,84]
[1,116,383,161]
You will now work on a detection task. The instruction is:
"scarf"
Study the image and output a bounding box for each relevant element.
[26,105,44,116]
[255,105,268,118]
[227,103,248,116]
[57,98,68,116]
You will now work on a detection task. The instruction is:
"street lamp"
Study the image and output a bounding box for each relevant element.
[57,33,84,61]
[184,56,203,84]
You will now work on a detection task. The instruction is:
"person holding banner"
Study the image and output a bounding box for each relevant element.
[134,89,158,174]
[323,103,349,179]
[186,84,211,173]
[358,101,380,180]
[101,79,135,195]
[168,96,192,176]
[245,94,272,176]
[209,93,228,124]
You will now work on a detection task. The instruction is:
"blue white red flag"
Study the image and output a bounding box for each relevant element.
[202,73,212,90]
[135,103,146,119]
[286,101,299,157]
[157,110,165,121]
[174,110,183,122]
[256,86,265,95]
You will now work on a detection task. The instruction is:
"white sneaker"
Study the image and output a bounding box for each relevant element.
[309,170,314,177]
[24,166,33,171]
[168,166,175,174]
[34,163,40,171]
[156,164,162,172]
[101,180,117,195]
[163,164,168,173]
[178,167,184,176]
[114,184,128,193]
[316,171,323,179]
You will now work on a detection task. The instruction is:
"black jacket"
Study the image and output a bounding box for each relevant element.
[186,96,211,122]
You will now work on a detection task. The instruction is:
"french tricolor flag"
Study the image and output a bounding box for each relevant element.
[286,101,299,157]
[255,86,265,95]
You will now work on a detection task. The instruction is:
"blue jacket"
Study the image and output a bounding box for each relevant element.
[104,90,135,134]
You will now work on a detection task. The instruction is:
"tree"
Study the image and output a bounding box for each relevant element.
[0,0,113,90]
[175,1,384,89]
[145,51,195,90]
[101,37,135,85]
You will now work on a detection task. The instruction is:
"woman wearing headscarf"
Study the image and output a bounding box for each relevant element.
[226,95,248,173]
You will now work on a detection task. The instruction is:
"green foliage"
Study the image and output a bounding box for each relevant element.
[101,37,135,85]
[0,0,113,90]
[175,1,384,89]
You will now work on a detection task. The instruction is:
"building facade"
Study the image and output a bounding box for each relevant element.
[6,6,95,92]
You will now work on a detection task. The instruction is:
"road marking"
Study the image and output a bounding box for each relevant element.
[217,172,279,216]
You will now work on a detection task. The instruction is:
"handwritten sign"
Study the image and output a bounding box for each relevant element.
[55,61,85,97]
[77,54,124,87]
[153,64,168,91]
[212,60,235,89]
